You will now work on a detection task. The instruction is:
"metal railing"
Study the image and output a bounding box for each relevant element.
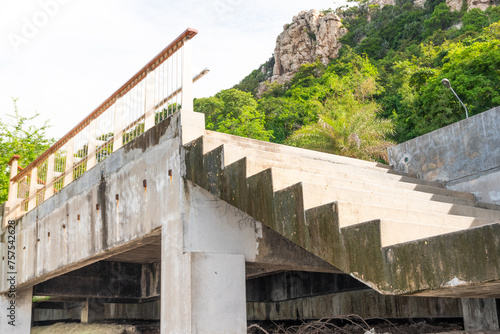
[5,28,202,223]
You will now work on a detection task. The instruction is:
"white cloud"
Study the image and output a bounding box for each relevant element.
[0,0,347,139]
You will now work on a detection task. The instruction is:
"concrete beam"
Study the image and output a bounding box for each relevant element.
[33,260,160,300]
[461,298,500,331]
[248,289,462,321]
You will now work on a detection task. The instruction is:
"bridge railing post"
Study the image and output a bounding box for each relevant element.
[64,139,74,187]
[181,36,193,113]
[5,155,20,227]
[87,119,98,169]
[44,153,55,200]
[144,72,156,132]
[27,167,38,211]
[113,98,124,152]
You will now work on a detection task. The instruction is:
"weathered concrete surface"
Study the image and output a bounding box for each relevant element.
[0,115,180,293]
[247,289,462,321]
[0,287,32,334]
[388,106,500,205]
[246,272,367,302]
[461,298,500,331]
[33,261,159,299]
[184,131,500,297]
[191,253,246,333]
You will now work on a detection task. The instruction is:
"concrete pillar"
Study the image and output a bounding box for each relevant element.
[191,252,247,333]
[177,37,205,145]
[5,155,20,227]
[81,298,105,323]
[27,167,37,211]
[113,98,124,152]
[7,156,20,205]
[0,287,33,334]
[87,119,97,169]
[461,297,500,331]
[181,37,193,113]
[44,153,55,200]
[144,72,156,132]
[63,138,74,187]
[160,217,247,333]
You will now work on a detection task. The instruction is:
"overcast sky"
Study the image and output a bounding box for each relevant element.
[0,0,348,138]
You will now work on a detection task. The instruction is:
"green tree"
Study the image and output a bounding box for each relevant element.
[286,94,394,162]
[0,99,55,203]
[194,89,274,141]
[287,52,394,162]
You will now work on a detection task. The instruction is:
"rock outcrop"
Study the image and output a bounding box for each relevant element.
[270,1,498,84]
[271,10,347,84]
[468,0,499,11]
[447,0,498,11]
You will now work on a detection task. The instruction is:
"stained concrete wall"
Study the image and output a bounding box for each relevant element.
[0,115,181,293]
[248,289,462,321]
[388,106,500,205]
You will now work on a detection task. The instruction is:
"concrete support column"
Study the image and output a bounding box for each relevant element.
[44,153,55,200]
[161,218,247,333]
[87,119,98,169]
[181,38,193,113]
[81,298,105,323]
[190,252,247,333]
[144,72,156,132]
[27,167,38,211]
[0,287,33,334]
[63,138,74,187]
[5,155,20,226]
[113,97,124,152]
[461,297,500,331]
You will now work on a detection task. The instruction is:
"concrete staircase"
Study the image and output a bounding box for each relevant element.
[183,130,500,297]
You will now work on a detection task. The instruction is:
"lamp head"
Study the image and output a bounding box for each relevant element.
[441,78,451,89]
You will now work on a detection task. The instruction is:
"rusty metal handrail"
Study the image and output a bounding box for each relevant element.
[12,28,197,183]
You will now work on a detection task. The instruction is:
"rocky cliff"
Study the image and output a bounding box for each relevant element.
[270,1,498,84]
[271,10,347,84]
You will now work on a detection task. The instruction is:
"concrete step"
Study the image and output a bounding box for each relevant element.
[208,142,449,193]
[201,133,438,185]
[303,190,495,230]
[265,168,500,221]
[243,156,475,203]
[359,219,463,247]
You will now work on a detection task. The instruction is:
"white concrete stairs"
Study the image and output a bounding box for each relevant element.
[183,130,500,297]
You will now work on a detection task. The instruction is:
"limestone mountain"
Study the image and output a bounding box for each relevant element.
[267,0,499,85]
[270,9,347,85]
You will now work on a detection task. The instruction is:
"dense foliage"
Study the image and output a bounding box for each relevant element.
[0,100,55,203]
[195,0,500,160]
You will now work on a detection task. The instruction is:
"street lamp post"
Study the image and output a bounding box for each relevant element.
[441,78,469,119]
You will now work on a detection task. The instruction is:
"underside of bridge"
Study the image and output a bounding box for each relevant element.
[2,110,500,333]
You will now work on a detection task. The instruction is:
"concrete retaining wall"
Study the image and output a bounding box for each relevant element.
[388,106,500,205]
